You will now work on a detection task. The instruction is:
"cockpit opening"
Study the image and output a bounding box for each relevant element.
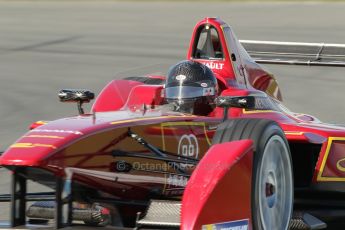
[192,25,223,60]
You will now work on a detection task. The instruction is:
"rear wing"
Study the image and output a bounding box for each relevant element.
[240,40,345,67]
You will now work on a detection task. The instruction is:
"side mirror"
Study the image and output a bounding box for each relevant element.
[215,96,255,121]
[215,96,255,109]
[58,89,95,115]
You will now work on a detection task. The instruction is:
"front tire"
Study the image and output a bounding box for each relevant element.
[212,118,293,230]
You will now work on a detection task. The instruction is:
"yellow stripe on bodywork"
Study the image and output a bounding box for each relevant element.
[317,137,345,182]
[242,108,277,114]
[25,135,64,139]
[110,115,196,125]
[161,121,206,127]
[284,131,304,136]
[10,143,57,149]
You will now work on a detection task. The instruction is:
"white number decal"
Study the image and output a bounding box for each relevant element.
[178,134,199,158]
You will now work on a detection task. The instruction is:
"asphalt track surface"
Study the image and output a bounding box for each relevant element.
[0,0,345,226]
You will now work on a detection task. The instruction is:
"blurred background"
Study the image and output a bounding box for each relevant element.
[0,0,345,151]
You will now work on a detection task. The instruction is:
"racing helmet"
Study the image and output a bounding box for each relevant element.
[165,60,218,115]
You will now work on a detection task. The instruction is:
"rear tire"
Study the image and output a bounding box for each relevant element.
[212,118,293,230]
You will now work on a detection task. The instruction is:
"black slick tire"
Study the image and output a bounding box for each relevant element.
[212,118,293,230]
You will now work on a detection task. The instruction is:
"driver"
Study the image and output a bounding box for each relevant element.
[164,60,218,116]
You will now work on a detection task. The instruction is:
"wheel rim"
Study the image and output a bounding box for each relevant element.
[258,135,293,230]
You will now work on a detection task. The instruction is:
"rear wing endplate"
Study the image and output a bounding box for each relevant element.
[240,40,345,67]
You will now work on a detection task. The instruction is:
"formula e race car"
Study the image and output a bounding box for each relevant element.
[1,17,345,230]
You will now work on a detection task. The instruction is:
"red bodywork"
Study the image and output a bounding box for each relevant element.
[181,140,253,229]
[1,17,345,229]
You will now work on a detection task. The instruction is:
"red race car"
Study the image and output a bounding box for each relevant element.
[1,17,345,230]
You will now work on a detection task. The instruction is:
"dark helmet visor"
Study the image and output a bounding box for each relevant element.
[165,86,215,99]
